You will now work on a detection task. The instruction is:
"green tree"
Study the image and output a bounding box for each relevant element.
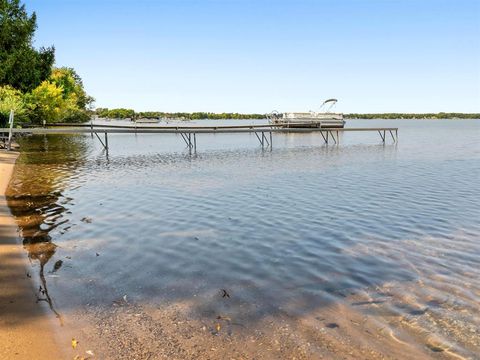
[22,68,94,124]
[25,80,77,123]
[0,0,55,92]
[0,85,24,125]
[50,67,94,110]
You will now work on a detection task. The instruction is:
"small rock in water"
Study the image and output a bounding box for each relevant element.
[326,323,339,329]
[221,289,230,298]
[96,252,100,257]
[81,217,92,223]
[426,343,445,352]
[53,260,63,272]
[410,308,428,316]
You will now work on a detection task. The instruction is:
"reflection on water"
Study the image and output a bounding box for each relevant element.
[6,120,480,358]
[25,242,63,323]
[6,134,88,325]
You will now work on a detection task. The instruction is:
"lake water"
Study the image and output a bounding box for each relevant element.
[6,119,480,359]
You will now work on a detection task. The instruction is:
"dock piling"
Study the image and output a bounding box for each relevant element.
[7,110,14,151]
[93,131,108,153]
[330,130,337,144]
[179,132,197,153]
[378,130,385,143]
[389,130,396,142]
[104,131,109,154]
[319,131,327,143]
[254,131,272,150]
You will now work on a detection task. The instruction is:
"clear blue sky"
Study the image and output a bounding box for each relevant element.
[26,0,480,113]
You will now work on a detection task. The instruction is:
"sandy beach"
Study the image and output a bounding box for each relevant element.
[0,150,62,359]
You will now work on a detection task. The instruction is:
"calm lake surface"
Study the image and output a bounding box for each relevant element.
[7,119,480,358]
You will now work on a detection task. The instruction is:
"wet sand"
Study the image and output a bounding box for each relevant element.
[0,151,62,359]
[60,289,472,359]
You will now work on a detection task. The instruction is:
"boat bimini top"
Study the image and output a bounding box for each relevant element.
[319,99,338,113]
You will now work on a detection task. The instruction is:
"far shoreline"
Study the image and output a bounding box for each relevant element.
[90,115,480,122]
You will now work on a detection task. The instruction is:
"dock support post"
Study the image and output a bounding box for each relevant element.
[93,131,108,153]
[254,132,262,148]
[262,132,270,148]
[378,130,385,143]
[180,133,187,148]
[254,131,271,150]
[269,131,273,150]
[180,132,196,153]
[90,119,93,138]
[329,130,337,144]
[7,110,14,151]
[104,132,108,154]
[319,131,327,144]
[389,130,396,142]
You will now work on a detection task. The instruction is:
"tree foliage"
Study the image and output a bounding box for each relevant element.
[96,108,135,119]
[0,1,93,124]
[0,85,24,125]
[0,0,55,92]
[50,67,94,110]
[95,109,267,120]
[24,81,75,123]
[24,68,94,123]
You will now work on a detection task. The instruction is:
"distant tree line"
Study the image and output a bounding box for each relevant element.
[96,109,479,121]
[345,113,480,119]
[95,108,135,119]
[95,109,267,120]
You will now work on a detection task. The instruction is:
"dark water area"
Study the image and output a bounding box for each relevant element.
[6,119,480,358]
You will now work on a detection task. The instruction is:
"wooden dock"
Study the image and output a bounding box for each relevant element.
[1,125,398,154]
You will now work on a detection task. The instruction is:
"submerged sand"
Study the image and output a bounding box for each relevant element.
[59,287,474,360]
[0,151,63,359]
